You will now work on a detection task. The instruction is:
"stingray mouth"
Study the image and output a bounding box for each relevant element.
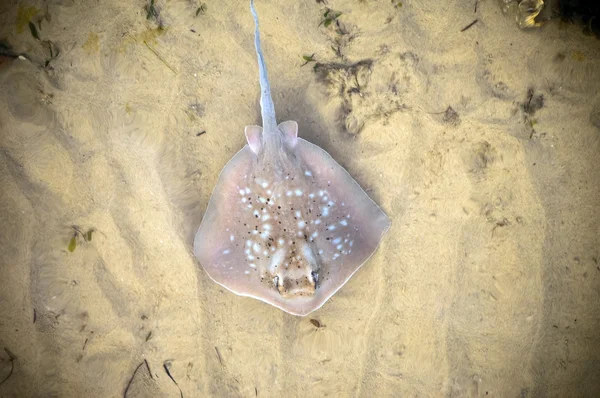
[274,272,317,298]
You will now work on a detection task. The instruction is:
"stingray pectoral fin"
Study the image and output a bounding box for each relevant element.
[244,125,263,155]
[194,146,288,309]
[294,138,391,299]
[278,120,298,147]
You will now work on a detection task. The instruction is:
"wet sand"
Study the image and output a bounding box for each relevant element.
[0,0,599,396]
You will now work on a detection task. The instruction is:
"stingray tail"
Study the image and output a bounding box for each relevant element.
[250,0,277,133]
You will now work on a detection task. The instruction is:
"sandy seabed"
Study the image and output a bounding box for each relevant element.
[0,0,599,397]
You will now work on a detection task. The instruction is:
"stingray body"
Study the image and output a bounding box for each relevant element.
[193,0,390,316]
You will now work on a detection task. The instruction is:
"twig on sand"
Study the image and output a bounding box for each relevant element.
[0,348,16,386]
[461,19,478,32]
[144,359,153,380]
[214,347,223,366]
[144,40,177,74]
[123,361,145,397]
[163,361,183,398]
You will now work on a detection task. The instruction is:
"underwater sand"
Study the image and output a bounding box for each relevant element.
[0,0,599,396]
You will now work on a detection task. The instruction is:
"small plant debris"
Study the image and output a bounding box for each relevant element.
[310,319,326,328]
[43,41,60,68]
[214,347,223,365]
[319,8,342,28]
[144,40,177,74]
[522,87,544,115]
[443,106,460,125]
[28,21,40,40]
[68,236,77,252]
[23,12,61,68]
[0,348,16,387]
[392,0,403,9]
[301,53,316,67]
[146,0,159,20]
[196,3,207,16]
[68,225,96,253]
[163,361,183,398]
[123,361,148,397]
[16,5,41,34]
[461,19,478,32]
[521,87,544,139]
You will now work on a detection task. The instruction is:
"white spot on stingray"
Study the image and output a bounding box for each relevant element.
[302,244,317,265]
[261,181,268,188]
[309,193,315,199]
[263,223,272,230]
[318,249,324,255]
[246,240,252,247]
[318,190,324,197]
[244,270,250,275]
[328,201,335,207]
[259,197,267,204]
[340,219,348,226]
[333,253,340,260]
[278,238,285,245]
[261,231,270,239]
[323,196,328,201]
[239,189,245,195]
[295,210,301,218]
[223,249,231,254]
[341,202,345,206]
[297,231,303,237]
[253,210,260,218]
[262,214,270,222]
[332,237,342,244]
[322,207,330,217]
[286,191,292,196]
[245,187,251,194]
[241,198,247,203]
[315,219,321,225]
[305,170,312,176]
[247,204,252,209]
[349,240,354,247]
[269,248,286,273]
[328,225,336,231]
[252,230,259,235]
[247,255,255,260]
[230,235,235,242]
[249,263,256,268]
[295,189,303,196]
[311,231,318,239]
[263,250,268,256]
[267,189,272,195]
[336,244,343,250]
[298,221,306,229]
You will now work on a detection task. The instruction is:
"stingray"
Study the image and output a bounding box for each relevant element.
[193,0,391,316]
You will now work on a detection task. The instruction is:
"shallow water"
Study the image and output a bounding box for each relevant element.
[0,0,599,396]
